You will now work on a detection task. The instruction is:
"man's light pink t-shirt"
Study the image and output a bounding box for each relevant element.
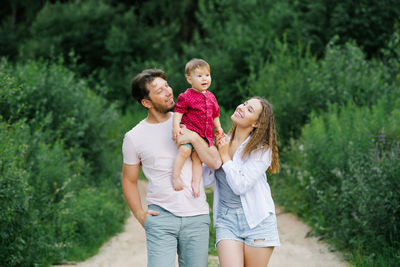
[122,113,209,217]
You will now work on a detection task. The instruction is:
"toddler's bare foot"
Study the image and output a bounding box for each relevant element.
[172,178,184,191]
[191,180,201,198]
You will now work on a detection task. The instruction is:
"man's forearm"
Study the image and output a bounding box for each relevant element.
[191,134,221,169]
[122,177,146,223]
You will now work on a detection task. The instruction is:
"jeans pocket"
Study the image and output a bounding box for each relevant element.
[144,214,152,229]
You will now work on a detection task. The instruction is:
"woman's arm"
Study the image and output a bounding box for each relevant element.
[222,155,269,195]
[217,135,271,195]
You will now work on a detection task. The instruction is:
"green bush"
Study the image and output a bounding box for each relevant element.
[0,60,128,266]
[53,184,126,261]
[272,98,400,265]
[248,40,396,143]
[0,121,41,266]
[16,0,187,110]
[0,58,119,182]
[185,0,300,109]
[295,0,400,57]
[19,0,118,76]
[0,119,84,266]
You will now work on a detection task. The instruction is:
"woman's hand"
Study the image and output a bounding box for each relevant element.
[216,134,231,163]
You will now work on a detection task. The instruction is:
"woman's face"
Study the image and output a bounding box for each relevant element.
[231,98,263,129]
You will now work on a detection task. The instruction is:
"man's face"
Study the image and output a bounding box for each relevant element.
[146,77,175,113]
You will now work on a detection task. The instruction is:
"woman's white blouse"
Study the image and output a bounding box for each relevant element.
[203,136,276,229]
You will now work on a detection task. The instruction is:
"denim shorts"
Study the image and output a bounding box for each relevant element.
[215,206,280,248]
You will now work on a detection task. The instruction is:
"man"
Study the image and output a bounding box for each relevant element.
[122,69,221,267]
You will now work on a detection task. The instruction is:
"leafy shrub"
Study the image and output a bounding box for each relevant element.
[0,119,84,266]
[295,0,400,57]
[53,184,126,261]
[0,58,119,182]
[271,98,400,265]
[17,0,187,110]
[186,0,300,110]
[248,40,396,143]
[0,60,128,266]
[0,121,40,266]
[19,0,118,75]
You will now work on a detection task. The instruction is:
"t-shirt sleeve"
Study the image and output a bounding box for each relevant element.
[122,133,140,165]
[174,93,188,114]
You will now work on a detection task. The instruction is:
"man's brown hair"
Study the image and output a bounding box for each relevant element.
[131,69,166,103]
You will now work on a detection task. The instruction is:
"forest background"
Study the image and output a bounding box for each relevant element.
[1,0,399,266]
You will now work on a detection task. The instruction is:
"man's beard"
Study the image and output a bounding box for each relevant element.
[151,100,176,114]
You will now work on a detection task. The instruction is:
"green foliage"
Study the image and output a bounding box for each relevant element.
[99,5,181,109]
[19,0,117,75]
[295,0,400,57]
[0,121,39,267]
[247,38,316,141]
[0,58,119,182]
[1,1,399,265]
[381,26,400,80]
[0,0,45,60]
[16,0,192,110]
[0,60,127,266]
[53,184,125,261]
[272,98,400,265]
[248,40,396,142]
[0,119,86,266]
[185,0,300,109]
[206,190,217,255]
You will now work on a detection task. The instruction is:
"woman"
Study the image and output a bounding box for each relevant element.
[204,96,280,267]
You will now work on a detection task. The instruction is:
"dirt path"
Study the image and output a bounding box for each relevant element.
[55,180,349,267]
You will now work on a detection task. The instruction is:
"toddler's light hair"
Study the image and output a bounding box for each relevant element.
[185,58,210,76]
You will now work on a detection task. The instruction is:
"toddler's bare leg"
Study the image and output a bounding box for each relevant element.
[191,150,202,198]
[173,145,192,191]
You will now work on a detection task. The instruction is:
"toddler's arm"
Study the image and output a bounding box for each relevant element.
[214,117,224,135]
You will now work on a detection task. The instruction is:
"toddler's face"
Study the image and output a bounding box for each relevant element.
[187,67,211,92]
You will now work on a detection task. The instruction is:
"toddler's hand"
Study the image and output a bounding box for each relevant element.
[215,128,225,143]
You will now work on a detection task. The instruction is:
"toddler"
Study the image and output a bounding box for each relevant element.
[173,58,223,197]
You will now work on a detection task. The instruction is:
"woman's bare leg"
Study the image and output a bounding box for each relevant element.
[244,244,274,267]
[217,240,244,267]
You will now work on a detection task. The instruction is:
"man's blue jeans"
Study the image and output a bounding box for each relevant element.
[144,204,210,267]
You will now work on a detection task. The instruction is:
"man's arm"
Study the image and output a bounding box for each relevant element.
[177,126,222,170]
[121,163,159,227]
